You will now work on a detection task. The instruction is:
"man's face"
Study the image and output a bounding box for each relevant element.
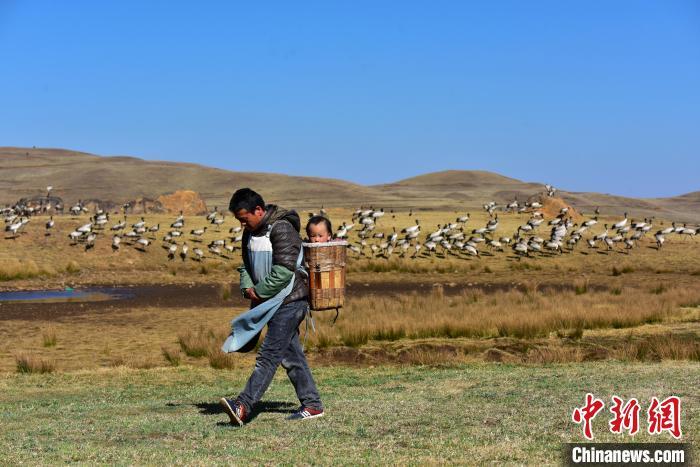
[233,206,266,232]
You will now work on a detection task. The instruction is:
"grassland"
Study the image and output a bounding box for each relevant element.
[1,209,700,372]
[0,206,698,463]
[0,363,697,465]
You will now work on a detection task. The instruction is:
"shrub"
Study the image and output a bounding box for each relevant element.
[162,346,182,366]
[65,261,81,274]
[0,259,51,281]
[42,328,57,347]
[16,354,56,374]
[219,282,232,301]
[208,350,237,369]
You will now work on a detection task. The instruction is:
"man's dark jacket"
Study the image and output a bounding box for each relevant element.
[238,204,308,305]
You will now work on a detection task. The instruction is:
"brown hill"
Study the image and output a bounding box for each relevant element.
[0,146,381,210]
[1,147,698,222]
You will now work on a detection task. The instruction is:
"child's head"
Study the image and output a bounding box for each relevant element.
[306,216,333,243]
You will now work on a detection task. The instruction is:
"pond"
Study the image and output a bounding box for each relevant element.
[0,287,134,303]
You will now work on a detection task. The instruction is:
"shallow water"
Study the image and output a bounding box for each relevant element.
[0,287,133,303]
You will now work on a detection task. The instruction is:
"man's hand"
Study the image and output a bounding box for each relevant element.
[245,287,260,301]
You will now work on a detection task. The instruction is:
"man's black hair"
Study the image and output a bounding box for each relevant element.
[306,215,332,236]
[229,188,265,213]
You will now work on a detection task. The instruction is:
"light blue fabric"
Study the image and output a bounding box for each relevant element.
[221,225,304,353]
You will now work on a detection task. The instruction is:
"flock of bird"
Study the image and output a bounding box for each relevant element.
[2,200,241,262]
[324,191,698,260]
[2,185,698,264]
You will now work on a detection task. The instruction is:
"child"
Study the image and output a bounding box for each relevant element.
[306,215,333,243]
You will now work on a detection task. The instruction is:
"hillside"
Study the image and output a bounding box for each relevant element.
[1,147,699,222]
[0,147,381,209]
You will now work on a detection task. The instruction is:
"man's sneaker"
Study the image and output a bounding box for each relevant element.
[220,398,247,426]
[286,406,324,421]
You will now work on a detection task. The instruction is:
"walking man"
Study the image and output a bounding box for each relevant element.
[220,188,324,425]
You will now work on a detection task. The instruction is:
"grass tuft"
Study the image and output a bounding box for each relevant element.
[65,260,81,274]
[207,349,238,369]
[161,346,182,366]
[42,328,57,347]
[15,353,56,374]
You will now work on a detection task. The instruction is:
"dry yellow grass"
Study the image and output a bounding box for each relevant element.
[304,285,700,347]
[1,208,699,371]
[14,353,55,374]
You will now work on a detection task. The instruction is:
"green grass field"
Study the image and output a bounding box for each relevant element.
[0,362,696,464]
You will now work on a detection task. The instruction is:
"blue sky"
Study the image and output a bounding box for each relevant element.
[1,1,698,197]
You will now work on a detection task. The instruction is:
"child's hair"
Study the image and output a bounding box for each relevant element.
[306,215,332,237]
[229,188,265,213]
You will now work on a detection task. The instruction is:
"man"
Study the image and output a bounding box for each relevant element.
[220,188,324,425]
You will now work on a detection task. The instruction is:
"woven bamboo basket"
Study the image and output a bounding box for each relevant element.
[302,240,347,311]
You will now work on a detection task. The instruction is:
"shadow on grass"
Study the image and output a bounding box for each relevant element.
[193,400,297,426]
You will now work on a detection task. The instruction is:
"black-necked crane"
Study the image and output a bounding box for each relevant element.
[463,243,479,257]
[654,232,665,249]
[112,235,121,252]
[190,227,207,239]
[168,243,177,260]
[136,238,151,250]
[594,225,609,241]
[6,220,24,238]
[211,216,225,231]
[77,222,92,234]
[45,216,54,235]
[193,247,204,260]
[401,219,420,234]
[112,217,126,231]
[206,206,218,222]
[180,242,188,261]
[85,233,96,251]
[612,212,628,230]
[148,223,160,237]
[583,217,598,228]
[68,230,83,244]
[513,239,529,257]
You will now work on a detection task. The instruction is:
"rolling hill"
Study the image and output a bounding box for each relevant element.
[1,147,698,222]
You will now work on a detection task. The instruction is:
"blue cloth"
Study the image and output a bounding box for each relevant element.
[222,233,304,353]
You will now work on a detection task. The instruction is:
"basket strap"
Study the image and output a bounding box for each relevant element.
[331,307,340,325]
[303,310,316,349]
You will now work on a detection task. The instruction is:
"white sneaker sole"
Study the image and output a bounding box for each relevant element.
[293,411,324,421]
[220,397,244,426]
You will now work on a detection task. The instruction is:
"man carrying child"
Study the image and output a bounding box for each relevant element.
[220,188,324,425]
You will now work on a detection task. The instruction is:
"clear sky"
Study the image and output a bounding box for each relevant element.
[1,1,698,197]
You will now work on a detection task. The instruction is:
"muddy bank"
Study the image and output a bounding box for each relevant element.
[0,280,609,321]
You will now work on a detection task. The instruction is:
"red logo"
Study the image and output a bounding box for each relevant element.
[609,396,640,435]
[572,393,605,440]
[647,396,682,439]
[572,394,682,440]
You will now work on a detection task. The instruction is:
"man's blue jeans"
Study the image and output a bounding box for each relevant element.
[237,299,323,412]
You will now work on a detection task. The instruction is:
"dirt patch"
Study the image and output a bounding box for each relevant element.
[538,195,583,221]
[157,190,208,215]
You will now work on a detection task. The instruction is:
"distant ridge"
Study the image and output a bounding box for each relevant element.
[1,146,698,222]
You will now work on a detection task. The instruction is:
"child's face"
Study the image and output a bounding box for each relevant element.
[308,222,331,243]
